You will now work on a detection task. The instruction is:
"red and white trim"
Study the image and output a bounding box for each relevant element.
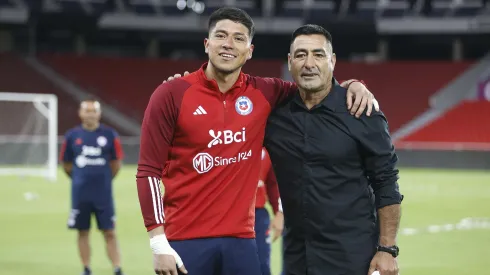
[148,176,164,224]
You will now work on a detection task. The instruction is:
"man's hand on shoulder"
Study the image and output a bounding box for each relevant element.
[341,79,380,118]
[162,71,190,84]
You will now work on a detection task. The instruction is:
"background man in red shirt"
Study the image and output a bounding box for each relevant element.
[255,147,283,275]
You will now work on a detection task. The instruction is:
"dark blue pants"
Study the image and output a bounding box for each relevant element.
[255,208,271,275]
[170,237,262,275]
[68,200,114,230]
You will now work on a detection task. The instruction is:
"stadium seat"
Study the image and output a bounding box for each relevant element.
[127,0,159,15]
[453,0,484,17]
[37,53,474,134]
[277,0,305,17]
[0,0,12,7]
[0,53,124,135]
[333,61,473,133]
[58,0,85,13]
[398,100,490,149]
[380,0,411,17]
[356,0,378,19]
[38,53,284,122]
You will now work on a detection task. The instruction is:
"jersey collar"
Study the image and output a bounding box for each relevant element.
[197,62,245,94]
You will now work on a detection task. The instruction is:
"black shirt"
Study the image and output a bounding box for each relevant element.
[264,79,403,275]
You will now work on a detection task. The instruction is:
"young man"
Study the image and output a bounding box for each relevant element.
[255,147,283,275]
[60,100,125,275]
[264,24,402,275]
[136,7,378,275]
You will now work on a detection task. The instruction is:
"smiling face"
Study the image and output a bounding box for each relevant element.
[288,34,336,93]
[204,19,254,75]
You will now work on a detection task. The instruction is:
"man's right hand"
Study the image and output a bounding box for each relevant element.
[149,228,188,275]
[163,71,190,83]
[154,253,187,275]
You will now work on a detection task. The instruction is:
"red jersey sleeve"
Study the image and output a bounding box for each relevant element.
[251,77,298,109]
[59,131,74,162]
[136,80,188,231]
[110,130,124,160]
[262,149,280,213]
[265,167,280,214]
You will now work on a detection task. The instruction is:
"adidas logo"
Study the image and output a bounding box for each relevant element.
[193,106,207,115]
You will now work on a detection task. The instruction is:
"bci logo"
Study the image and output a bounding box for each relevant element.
[207,128,246,148]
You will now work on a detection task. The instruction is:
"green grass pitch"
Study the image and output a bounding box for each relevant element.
[1,166,489,275]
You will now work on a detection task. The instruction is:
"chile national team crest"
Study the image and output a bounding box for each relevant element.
[235,96,253,116]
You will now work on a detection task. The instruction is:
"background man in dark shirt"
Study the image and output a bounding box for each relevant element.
[265,24,403,275]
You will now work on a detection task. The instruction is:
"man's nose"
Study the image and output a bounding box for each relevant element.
[222,37,234,49]
[304,54,315,69]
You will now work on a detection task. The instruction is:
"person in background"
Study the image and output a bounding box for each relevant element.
[255,147,284,275]
[60,99,125,275]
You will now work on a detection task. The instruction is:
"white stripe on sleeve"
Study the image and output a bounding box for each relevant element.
[148,177,164,224]
[155,177,165,220]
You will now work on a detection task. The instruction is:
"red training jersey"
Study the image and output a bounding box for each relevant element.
[136,63,296,241]
[255,147,280,213]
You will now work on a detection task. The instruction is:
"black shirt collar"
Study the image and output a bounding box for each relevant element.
[292,77,344,112]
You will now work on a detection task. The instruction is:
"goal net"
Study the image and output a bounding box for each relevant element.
[0,92,58,181]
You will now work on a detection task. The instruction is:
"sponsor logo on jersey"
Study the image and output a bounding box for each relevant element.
[76,145,106,168]
[97,136,107,147]
[192,150,252,174]
[207,128,246,148]
[193,153,214,174]
[235,96,253,116]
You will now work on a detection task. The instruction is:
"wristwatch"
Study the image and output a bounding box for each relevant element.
[377,245,399,258]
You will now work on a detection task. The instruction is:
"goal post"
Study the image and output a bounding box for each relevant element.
[0,92,58,181]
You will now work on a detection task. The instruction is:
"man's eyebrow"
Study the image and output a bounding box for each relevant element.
[214,29,246,36]
[293,48,307,55]
[293,48,326,55]
[312,48,327,53]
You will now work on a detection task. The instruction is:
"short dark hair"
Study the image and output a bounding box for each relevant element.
[290,24,332,45]
[208,7,255,39]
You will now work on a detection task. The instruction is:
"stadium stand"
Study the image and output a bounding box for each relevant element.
[35,52,474,133]
[38,53,284,121]
[330,61,473,132]
[0,53,124,135]
[2,0,489,18]
[397,100,490,150]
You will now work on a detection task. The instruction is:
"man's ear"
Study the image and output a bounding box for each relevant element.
[204,38,209,53]
[247,44,254,60]
[287,53,291,71]
[331,52,336,72]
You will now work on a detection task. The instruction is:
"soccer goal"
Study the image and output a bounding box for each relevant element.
[0,92,58,181]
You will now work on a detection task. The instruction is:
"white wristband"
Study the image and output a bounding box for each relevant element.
[150,234,173,255]
[149,234,184,268]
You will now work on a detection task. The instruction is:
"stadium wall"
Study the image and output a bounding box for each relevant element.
[3,143,488,171]
[109,145,490,170]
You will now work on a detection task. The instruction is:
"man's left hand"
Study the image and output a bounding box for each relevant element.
[341,80,380,118]
[269,212,284,242]
[367,251,399,275]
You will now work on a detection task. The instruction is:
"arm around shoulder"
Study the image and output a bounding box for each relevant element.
[252,76,298,108]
